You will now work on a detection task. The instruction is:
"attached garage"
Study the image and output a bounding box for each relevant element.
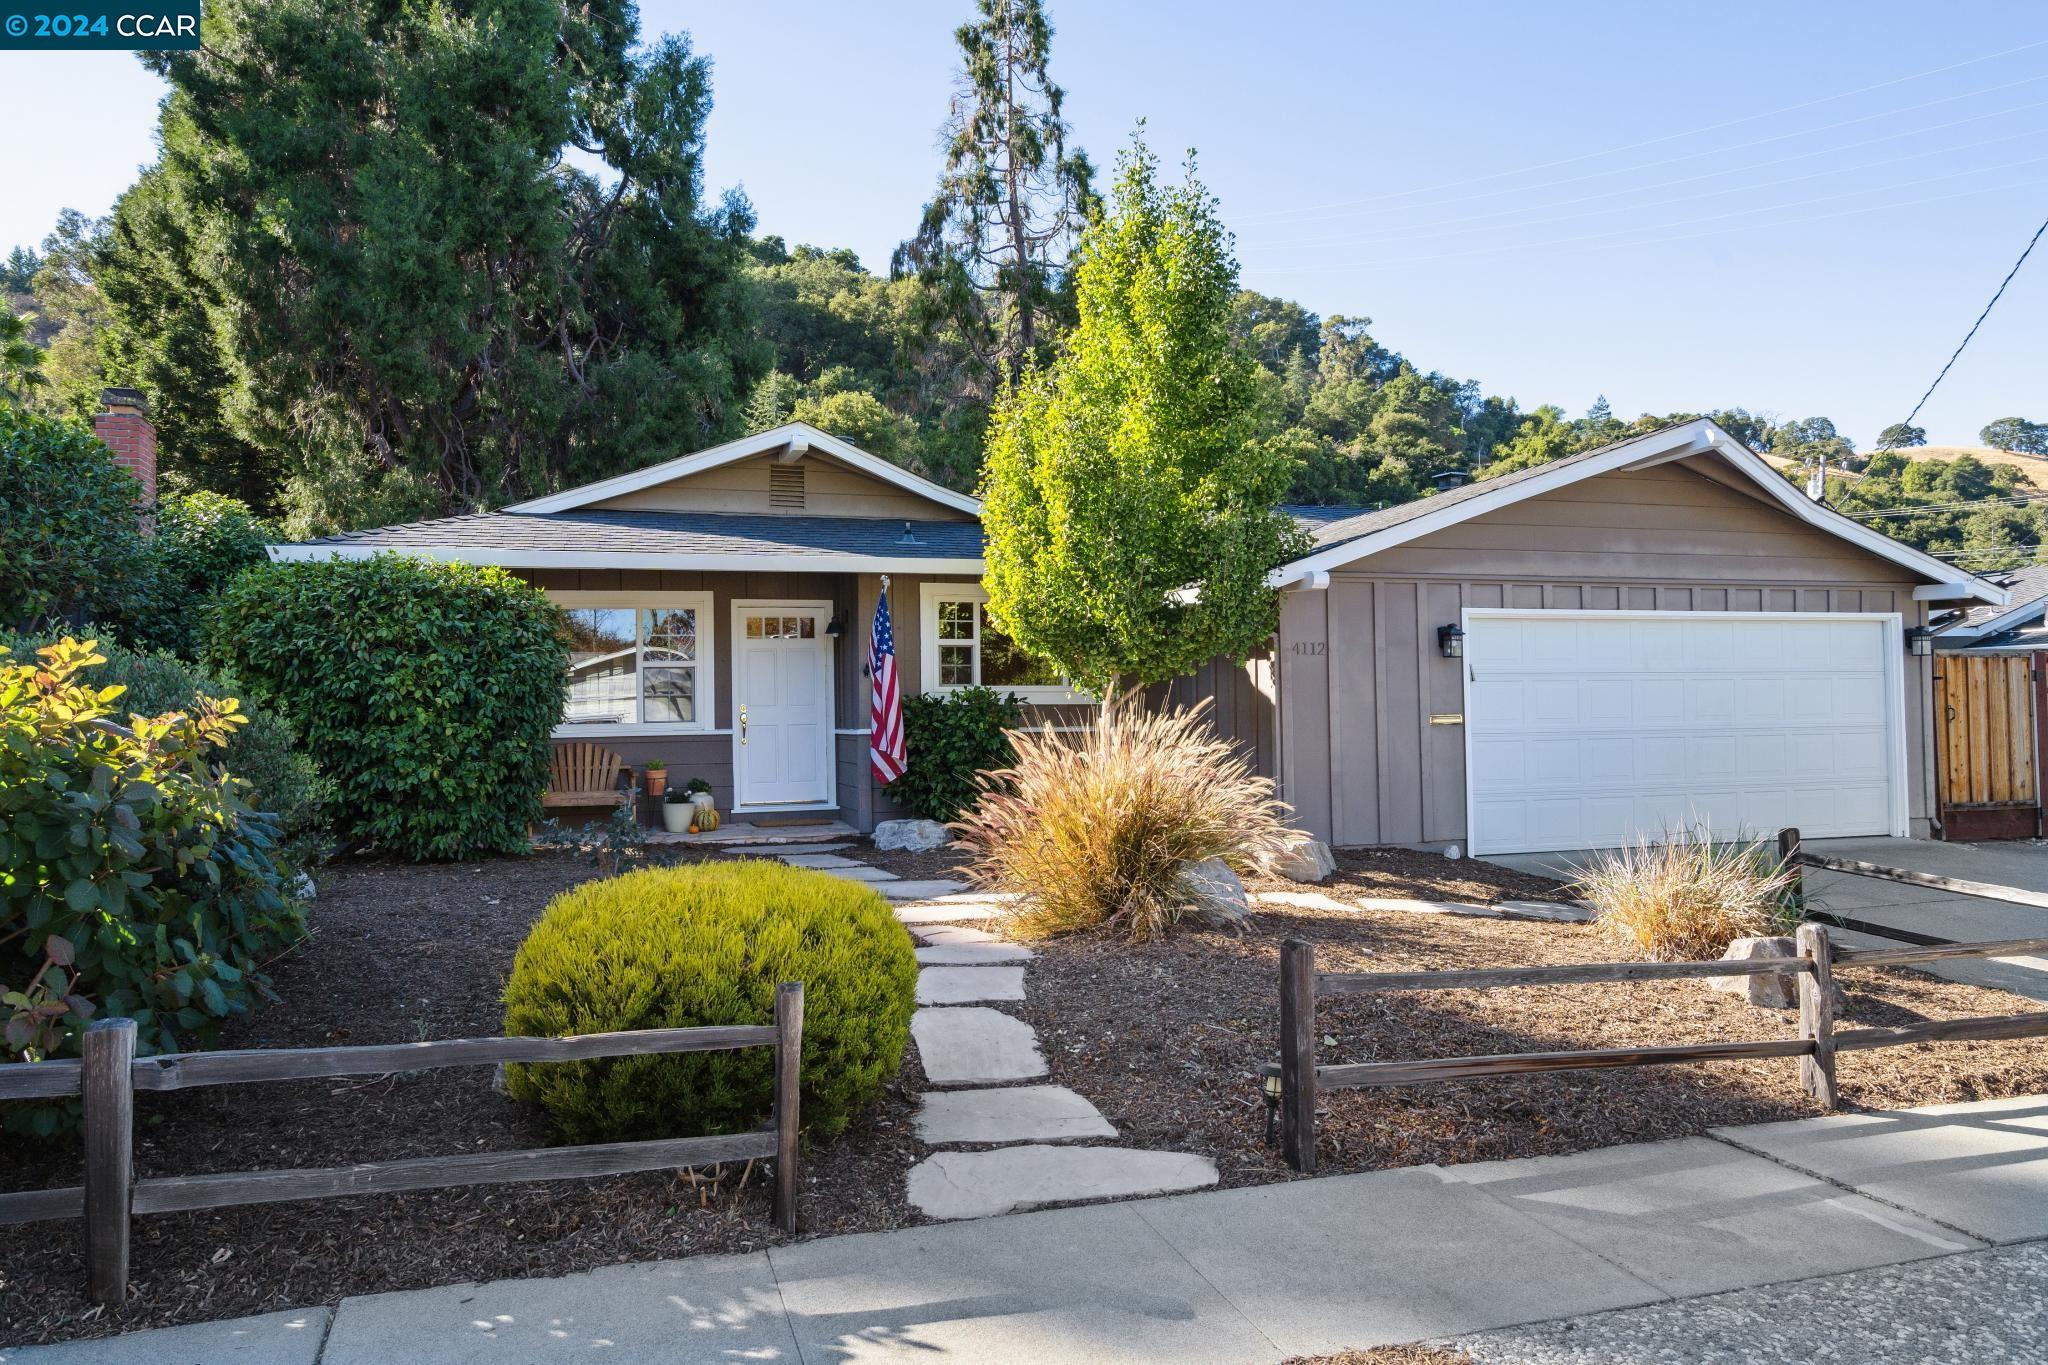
[1266,420,2005,854]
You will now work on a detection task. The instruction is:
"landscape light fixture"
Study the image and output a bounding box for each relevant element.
[1905,626,1935,657]
[1438,623,1465,659]
[1261,1067,1283,1146]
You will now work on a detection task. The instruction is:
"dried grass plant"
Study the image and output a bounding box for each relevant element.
[951,700,1295,941]
[1573,828,1800,961]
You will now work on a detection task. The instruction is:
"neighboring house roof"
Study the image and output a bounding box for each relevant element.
[1935,562,2048,643]
[1268,418,2007,605]
[503,421,982,518]
[269,509,986,575]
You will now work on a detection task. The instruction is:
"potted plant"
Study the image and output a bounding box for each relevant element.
[684,776,714,813]
[643,759,667,798]
[660,786,693,834]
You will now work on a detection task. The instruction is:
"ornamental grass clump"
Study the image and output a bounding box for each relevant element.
[952,700,1295,942]
[501,861,916,1144]
[1574,829,1800,962]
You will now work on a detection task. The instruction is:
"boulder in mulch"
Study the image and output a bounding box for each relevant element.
[873,818,952,852]
[1179,856,1250,928]
[1707,935,1802,1009]
[1262,838,1338,883]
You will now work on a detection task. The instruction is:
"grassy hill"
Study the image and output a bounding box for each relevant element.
[1764,444,2046,486]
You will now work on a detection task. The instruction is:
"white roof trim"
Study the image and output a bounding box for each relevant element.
[1937,592,2048,642]
[502,421,983,518]
[1270,418,2007,606]
[266,542,985,576]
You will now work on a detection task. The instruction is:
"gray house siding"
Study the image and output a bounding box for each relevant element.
[1274,465,1937,847]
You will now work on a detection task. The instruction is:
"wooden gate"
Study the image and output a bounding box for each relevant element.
[1933,652,2047,840]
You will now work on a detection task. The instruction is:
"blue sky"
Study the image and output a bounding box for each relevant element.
[3,0,2045,449]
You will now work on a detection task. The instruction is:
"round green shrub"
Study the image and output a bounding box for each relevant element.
[207,554,567,860]
[886,686,1023,822]
[502,861,917,1144]
[130,491,275,658]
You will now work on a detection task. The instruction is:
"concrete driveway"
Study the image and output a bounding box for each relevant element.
[1486,838,2048,1001]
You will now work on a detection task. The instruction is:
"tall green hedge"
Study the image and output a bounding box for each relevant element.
[208,555,567,859]
[885,686,1023,822]
[0,403,152,633]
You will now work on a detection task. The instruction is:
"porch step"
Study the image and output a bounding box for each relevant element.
[641,820,859,847]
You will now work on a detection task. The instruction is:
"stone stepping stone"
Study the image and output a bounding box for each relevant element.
[911,1007,1046,1085]
[906,1145,1219,1220]
[1250,890,1356,912]
[822,865,901,883]
[908,923,999,946]
[914,1085,1115,1145]
[917,965,1026,1005]
[917,940,1033,965]
[780,852,865,869]
[888,885,989,912]
[1494,899,1596,924]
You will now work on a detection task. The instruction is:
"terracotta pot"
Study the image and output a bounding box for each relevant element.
[645,768,668,798]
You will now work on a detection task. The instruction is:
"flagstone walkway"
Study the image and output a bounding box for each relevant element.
[775,844,1222,1220]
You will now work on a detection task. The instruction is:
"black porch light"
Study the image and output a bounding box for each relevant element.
[1905,625,1935,657]
[825,608,847,638]
[1438,623,1465,659]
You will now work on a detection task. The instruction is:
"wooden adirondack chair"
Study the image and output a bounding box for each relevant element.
[544,742,629,810]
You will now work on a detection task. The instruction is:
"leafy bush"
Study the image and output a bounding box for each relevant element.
[0,404,151,634]
[1574,830,1799,961]
[502,861,916,1143]
[2,639,303,1135]
[885,686,1023,821]
[953,701,1295,941]
[209,554,567,860]
[4,634,330,867]
[131,491,275,658]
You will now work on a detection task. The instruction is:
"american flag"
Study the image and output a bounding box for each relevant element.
[869,578,906,783]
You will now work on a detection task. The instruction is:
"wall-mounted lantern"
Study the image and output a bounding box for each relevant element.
[825,608,847,638]
[1438,623,1465,659]
[1905,626,1935,657]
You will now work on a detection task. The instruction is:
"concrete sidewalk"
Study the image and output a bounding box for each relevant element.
[7,1095,2045,1365]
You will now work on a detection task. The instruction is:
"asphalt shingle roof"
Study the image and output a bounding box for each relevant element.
[290,509,986,560]
[1952,562,2048,630]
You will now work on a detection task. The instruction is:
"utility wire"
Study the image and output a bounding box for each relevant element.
[1879,212,2048,448]
[1849,491,2048,518]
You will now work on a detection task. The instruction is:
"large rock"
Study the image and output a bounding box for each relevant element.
[1179,857,1250,929]
[1262,838,1337,884]
[873,818,952,852]
[1707,936,1802,1009]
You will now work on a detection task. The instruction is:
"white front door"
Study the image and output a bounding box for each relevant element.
[1464,610,1906,855]
[733,603,835,808]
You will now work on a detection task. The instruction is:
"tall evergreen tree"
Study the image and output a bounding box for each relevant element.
[980,138,1306,707]
[893,0,1095,390]
[107,0,768,533]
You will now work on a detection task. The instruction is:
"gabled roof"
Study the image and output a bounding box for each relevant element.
[1936,561,2048,640]
[503,421,982,518]
[1270,419,2007,606]
[269,509,985,575]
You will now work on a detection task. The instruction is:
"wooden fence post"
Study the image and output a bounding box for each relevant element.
[82,1017,137,1305]
[771,982,804,1234]
[1777,826,1803,908]
[1278,940,1318,1174]
[1795,922,1838,1111]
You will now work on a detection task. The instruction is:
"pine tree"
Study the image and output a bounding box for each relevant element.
[893,0,1096,389]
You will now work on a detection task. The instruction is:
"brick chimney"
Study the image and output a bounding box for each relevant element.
[93,387,157,528]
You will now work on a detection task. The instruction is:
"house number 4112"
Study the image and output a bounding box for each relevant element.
[1289,641,1326,656]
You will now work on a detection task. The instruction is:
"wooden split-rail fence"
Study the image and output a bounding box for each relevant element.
[1270,833,2048,1173]
[0,984,805,1306]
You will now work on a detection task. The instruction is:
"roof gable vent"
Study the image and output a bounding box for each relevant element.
[768,462,806,510]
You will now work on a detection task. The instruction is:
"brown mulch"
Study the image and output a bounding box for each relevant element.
[6,840,2045,1348]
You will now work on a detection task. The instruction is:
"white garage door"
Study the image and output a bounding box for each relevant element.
[1465,612,1903,855]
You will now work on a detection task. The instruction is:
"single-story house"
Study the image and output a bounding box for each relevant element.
[1932,562,2048,655]
[272,416,2005,854]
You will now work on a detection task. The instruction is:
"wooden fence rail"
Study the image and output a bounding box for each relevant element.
[1271,834,2048,1170]
[0,984,805,1305]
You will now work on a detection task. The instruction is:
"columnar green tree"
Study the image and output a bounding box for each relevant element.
[980,138,1307,707]
[894,0,1096,389]
[101,0,767,533]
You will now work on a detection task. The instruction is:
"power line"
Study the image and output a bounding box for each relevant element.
[1879,211,2048,446]
[1848,491,2048,519]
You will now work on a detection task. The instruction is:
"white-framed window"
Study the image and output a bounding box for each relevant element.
[918,582,1085,704]
[552,591,716,734]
